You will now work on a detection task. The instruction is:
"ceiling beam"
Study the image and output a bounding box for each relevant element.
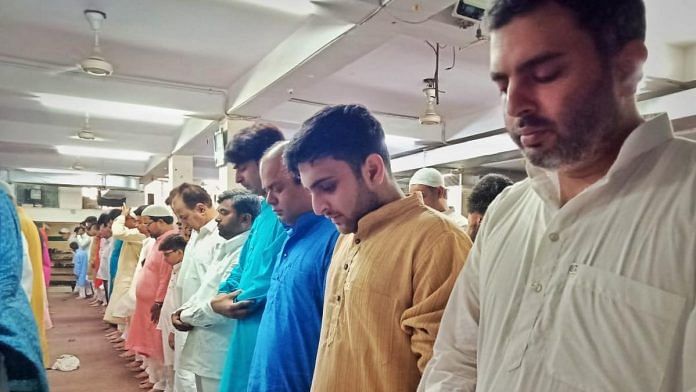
[225,0,458,119]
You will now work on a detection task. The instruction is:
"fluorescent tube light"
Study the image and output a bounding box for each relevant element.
[36,93,191,125]
[20,167,99,175]
[56,145,152,161]
[240,0,315,16]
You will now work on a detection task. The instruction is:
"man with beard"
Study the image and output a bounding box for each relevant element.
[284,104,472,391]
[419,1,696,391]
[171,190,260,392]
[125,205,177,391]
[409,167,469,229]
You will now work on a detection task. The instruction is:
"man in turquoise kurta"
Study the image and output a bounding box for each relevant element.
[211,123,287,392]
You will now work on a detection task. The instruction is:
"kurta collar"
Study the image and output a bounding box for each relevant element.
[355,193,423,241]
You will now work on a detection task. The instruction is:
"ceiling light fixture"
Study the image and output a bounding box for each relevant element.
[420,78,442,125]
[19,167,99,175]
[240,0,315,16]
[56,145,152,161]
[36,93,191,125]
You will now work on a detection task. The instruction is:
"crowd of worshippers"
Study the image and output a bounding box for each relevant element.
[50,123,511,392]
[3,0,695,391]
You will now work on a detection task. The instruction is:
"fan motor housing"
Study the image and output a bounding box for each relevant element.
[80,56,113,76]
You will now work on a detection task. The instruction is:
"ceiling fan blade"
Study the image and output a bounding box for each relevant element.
[0,88,38,99]
[47,63,82,76]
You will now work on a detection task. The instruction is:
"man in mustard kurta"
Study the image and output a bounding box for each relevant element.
[285,104,472,391]
[16,204,49,366]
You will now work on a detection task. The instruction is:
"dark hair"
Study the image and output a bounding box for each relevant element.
[487,0,646,56]
[217,190,261,221]
[224,123,285,165]
[69,241,79,251]
[285,104,391,178]
[165,187,181,206]
[150,216,175,225]
[467,174,514,214]
[97,209,121,228]
[87,222,99,231]
[133,205,147,217]
[96,213,109,228]
[172,183,212,209]
[82,216,97,226]
[73,227,82,233]
[158,234,187,252]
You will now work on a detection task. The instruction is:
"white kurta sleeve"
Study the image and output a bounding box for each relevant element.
[20,234,33,300]
[112,215,146,243]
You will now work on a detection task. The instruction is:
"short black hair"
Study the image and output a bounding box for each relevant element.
[87,222,99,231]
[224,123,285,165]
[285,104,391,178]
[69,241,79,251]
[217,190,261,221]
[487,0,646,56]
[158,234,187,252]
[467,174,514,214]
[96,213,109,228]
[97,209,121,228]
[133,205,147,217]
[82,216,97,226]
[150,216,175,225]
[172,183,212,209]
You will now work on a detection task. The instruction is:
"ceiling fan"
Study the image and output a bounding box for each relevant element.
[52,10,114,77]
[80,10,114,76]
[71,113,109,142]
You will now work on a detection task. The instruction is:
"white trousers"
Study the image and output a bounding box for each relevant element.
[194,374,220,392]
[173,368,196,392]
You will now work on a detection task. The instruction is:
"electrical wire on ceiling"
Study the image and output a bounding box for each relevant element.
[444,25,487,71]
[424,40,445,104]
[385,9,433,24]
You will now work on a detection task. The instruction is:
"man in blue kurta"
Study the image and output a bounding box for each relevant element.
[248,142,338,391]
[108,239,123,298]
[211,123,287,392]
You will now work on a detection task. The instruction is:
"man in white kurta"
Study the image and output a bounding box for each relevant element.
[419,1,696,391]
[420,114,696,391]
[172,190,260,391]
[169,184,223,390]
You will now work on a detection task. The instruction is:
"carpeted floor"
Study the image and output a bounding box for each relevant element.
[46,289,142,392]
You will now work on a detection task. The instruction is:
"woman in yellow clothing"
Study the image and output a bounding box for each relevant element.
[16,206,49,367]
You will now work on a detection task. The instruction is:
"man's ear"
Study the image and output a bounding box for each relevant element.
[361,154,387,189]
[612,40,648,98]
[195,203,208,214]
[240,213,252,228]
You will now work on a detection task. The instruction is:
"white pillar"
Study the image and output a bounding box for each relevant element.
[169,155,194,188]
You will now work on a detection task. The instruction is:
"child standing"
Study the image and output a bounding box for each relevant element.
[70,241,89,299]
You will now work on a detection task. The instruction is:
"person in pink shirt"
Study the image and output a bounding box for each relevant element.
[125,205,177,392]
